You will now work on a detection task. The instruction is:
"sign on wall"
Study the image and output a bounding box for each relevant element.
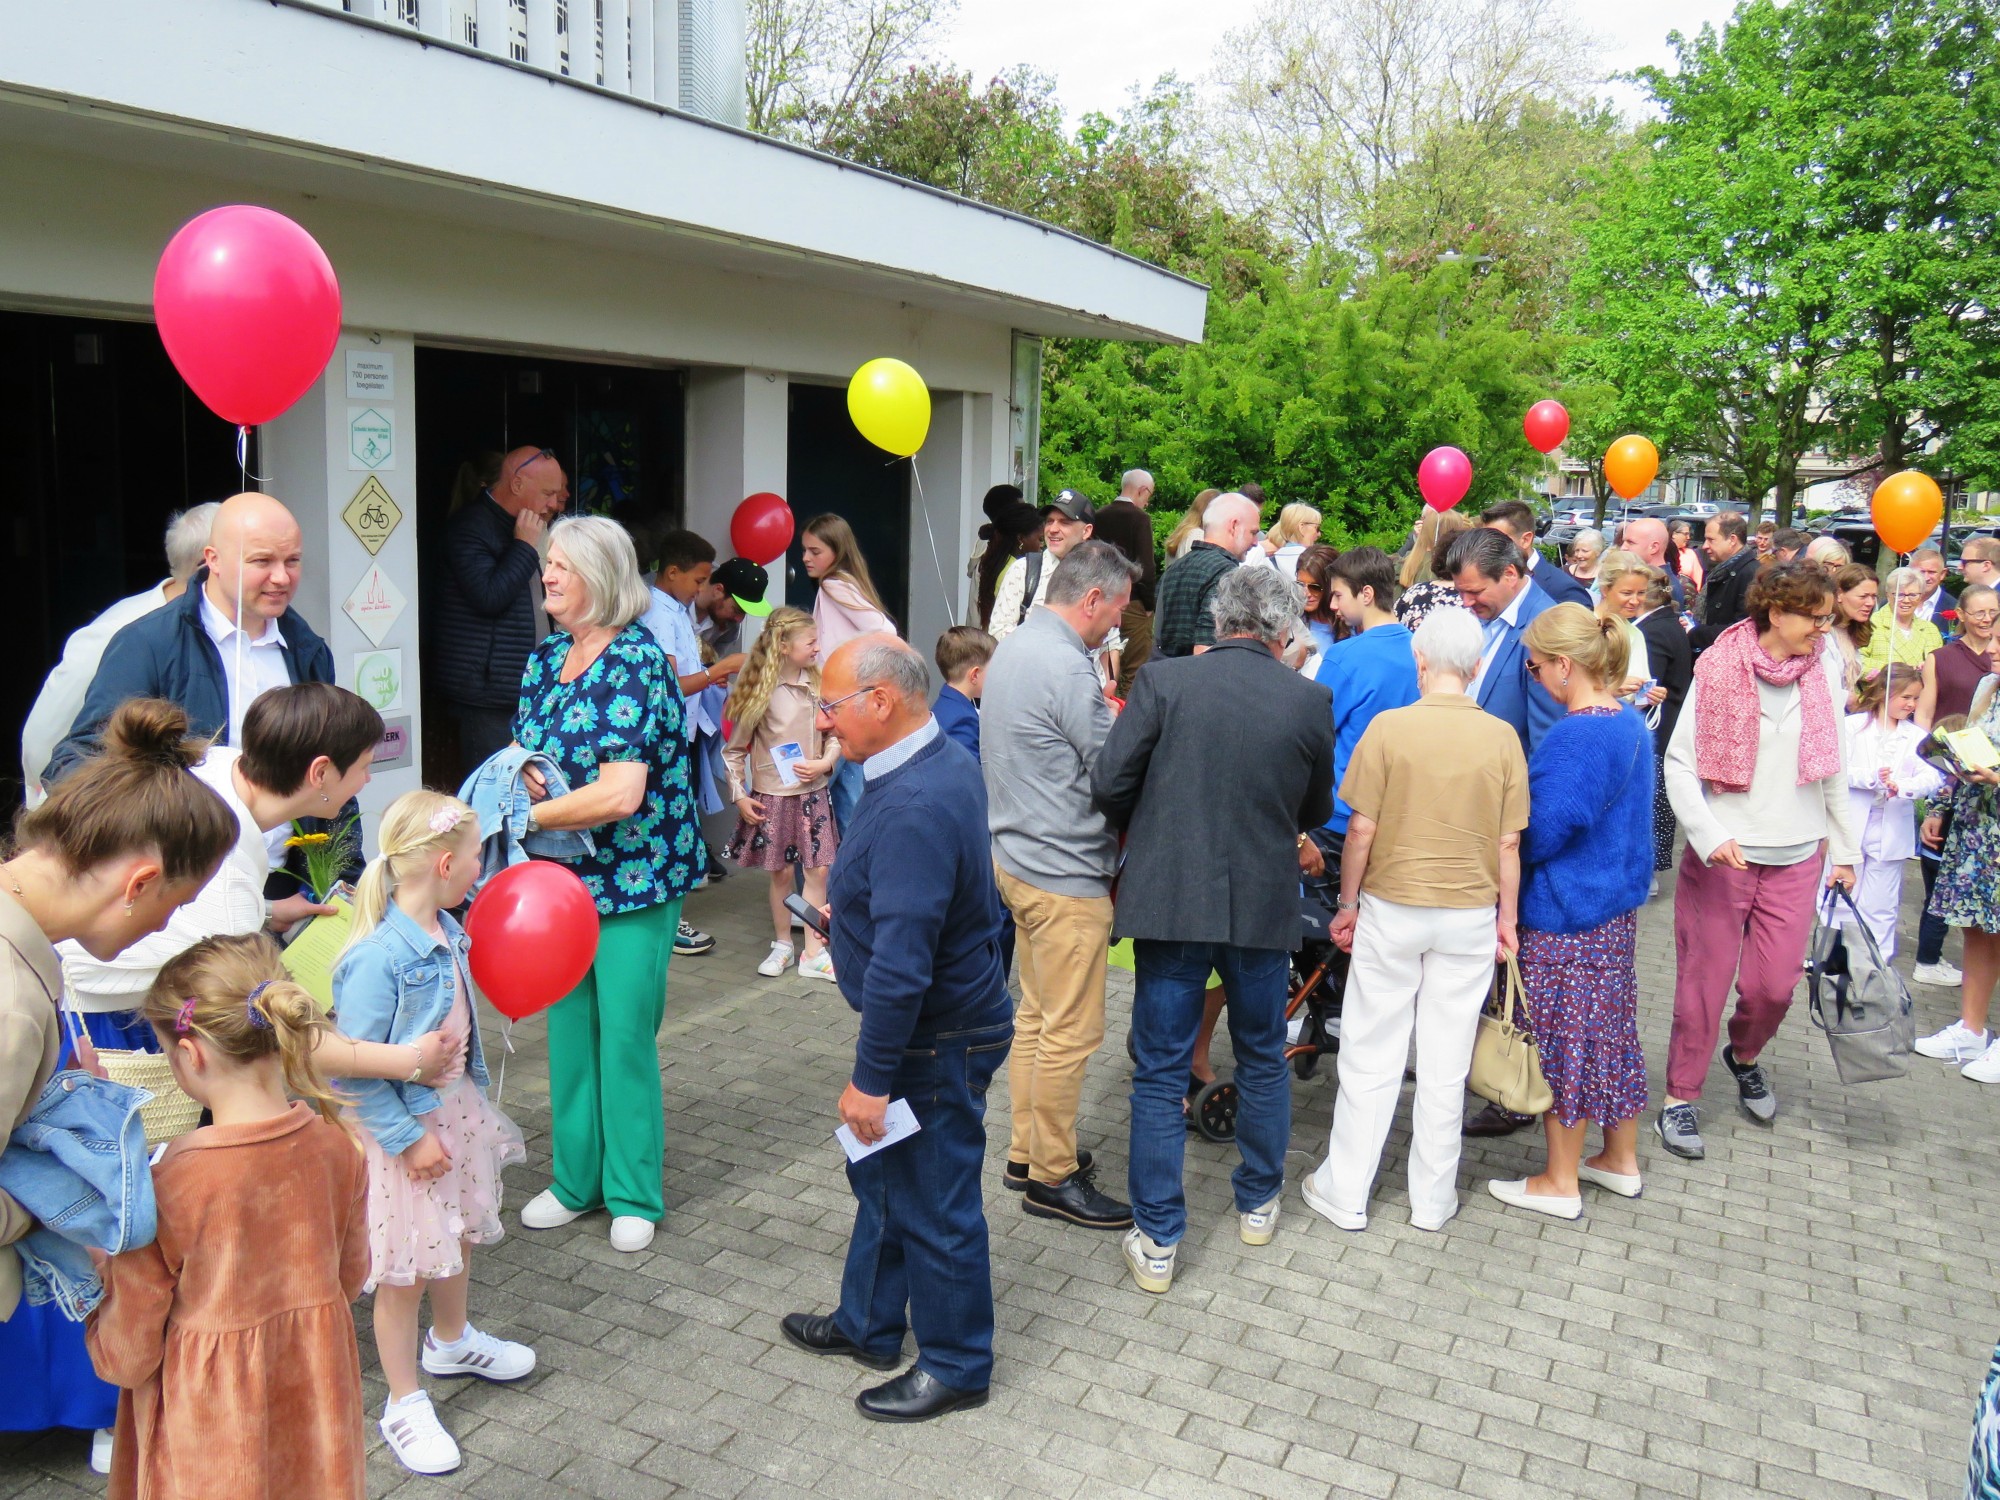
[346,349,395,400]
[341,476,402,555]
[351,649,405,714]
[348,407,395,471]
[342,563,407,647]
[371,715,414,773]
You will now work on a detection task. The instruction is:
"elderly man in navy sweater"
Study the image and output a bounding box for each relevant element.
[780,634,1012,1424]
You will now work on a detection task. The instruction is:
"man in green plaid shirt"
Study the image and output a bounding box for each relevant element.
[1153,492,1260,659]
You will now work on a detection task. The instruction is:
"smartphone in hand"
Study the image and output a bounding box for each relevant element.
[784,893,830,940]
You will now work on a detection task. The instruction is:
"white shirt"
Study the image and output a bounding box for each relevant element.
[20,581,173,806]
[1469,586,1530,697]
[863,716,941,782]
[199,588,292,867]
[58,749,268,1011]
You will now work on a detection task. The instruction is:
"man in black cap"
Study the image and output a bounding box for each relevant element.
[696,557,770,659]
[988,490,1097,639]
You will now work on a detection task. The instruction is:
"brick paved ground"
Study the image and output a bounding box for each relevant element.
[3,861,1989,1499]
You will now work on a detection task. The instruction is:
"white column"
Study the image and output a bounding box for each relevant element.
[261,333,425,839]
[629,0,654,95]
[415,0,450,39]
[524,0,560,70]
[908,391,972,662]
[602,0,630,92]
[648,0,678,107]
[684,367,788,614]
[475,0,510,56]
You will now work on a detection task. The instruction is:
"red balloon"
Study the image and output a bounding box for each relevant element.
[731,492,795,565]
[1523,400,1570,455]
[464,863,600,1021]
[152,206,342,428]
[1417,446,1473,512]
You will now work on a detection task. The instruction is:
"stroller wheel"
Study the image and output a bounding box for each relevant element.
[1192,1078,1238,1142]
[1292,1049,1319,1081]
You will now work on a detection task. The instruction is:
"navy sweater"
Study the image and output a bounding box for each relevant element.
[1520,705,1655,934]
[828,733,1009,1095]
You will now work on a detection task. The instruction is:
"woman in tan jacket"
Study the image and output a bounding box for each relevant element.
[722,608,842,981]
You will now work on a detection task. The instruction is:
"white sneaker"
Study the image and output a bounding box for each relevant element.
[380,1392,460,1475]
[1122,1226,1176,1293]
[1239,1195,1281,1246]
[1963,1037,2000,1084]
[520,1189,586,1229]
[89,1429,112,1476]
[797,949,836,982]
[1299,1169,1365,1232]
[757,941,795,978]
[1915,1019,1990,1062]
[1486,1178,1582,1220]
[1913,960,1964,988]
[609,1216,656,1252]
[421,1323,537,1382]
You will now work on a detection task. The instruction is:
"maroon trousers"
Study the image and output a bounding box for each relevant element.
[1666,845,1821,1100]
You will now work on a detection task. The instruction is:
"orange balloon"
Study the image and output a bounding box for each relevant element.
[1603,435,1659,500]
[1871,470,1944,554]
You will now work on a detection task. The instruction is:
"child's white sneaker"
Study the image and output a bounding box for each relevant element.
[89,1428,112,1476]
[797,949,836,982]
[757,941,795,978]
[380,1391,460,1475]
[421,1323,536,1382]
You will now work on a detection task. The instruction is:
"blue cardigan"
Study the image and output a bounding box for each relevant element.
[1520,705,1655,934]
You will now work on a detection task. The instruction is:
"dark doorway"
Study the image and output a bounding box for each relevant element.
[413,347,686,786]
[1,310,249,805]
[783,383,909,629]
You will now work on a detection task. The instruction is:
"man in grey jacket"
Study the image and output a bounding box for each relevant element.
[981,540,1139,1232]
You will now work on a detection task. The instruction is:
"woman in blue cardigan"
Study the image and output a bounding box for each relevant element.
[1488,604,1656,1220]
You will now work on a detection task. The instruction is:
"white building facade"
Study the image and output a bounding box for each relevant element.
[2,0,1203,814]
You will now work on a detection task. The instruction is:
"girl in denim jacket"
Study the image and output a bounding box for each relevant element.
[332,791,531,1477]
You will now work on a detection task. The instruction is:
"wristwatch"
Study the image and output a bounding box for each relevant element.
[1337,898,1359,911]
[525,806,541,834]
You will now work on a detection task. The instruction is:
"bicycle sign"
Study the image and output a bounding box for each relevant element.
[341,477,402,555]
[348,406,395,471]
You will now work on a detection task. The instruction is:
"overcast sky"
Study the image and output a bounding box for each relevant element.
[940,0,1744,123]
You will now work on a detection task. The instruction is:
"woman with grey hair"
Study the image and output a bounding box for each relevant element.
[1862,564,1943,671]
[1804,534,1850,572]
[1567,529,1605,584]
[512,515,699,1255]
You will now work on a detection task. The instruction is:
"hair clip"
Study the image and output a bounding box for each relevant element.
[245,979,274,1029]
[429,805,467,837]
[174,996,198,1033]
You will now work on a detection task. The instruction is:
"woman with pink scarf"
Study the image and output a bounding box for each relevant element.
[1660,562,1860,1162]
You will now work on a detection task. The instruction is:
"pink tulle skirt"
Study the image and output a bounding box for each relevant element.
[362,1076,525,1290]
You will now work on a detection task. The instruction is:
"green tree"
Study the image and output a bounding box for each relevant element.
[745,0,954,145]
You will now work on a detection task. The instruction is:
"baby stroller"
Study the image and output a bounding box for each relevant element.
[1180,829,1351,1143]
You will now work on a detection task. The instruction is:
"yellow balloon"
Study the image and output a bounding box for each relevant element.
[847,358,931,458]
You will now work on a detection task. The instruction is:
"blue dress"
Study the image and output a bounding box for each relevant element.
[513,623,699,915]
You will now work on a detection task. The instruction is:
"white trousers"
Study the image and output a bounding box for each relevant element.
[1836,853,1907,962]
[1311,896,1495,1228]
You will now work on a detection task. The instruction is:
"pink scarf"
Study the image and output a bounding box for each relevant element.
[1693,617,1839,793]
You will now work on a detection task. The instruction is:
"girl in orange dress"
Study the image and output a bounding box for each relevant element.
[86,934,368,1500]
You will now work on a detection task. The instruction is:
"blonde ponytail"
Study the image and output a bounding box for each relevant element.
[145,934,349,1134]
[340,789,477,955]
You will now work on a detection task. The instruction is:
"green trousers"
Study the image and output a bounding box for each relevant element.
[547,896,679,1222]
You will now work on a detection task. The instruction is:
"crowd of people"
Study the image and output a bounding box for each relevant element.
[2,461,1995,1489]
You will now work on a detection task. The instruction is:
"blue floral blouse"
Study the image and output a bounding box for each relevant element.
[513,623,698,916]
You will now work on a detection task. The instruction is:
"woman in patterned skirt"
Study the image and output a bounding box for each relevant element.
[1485,605,1656,1220]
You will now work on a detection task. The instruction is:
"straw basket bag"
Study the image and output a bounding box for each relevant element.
[61,996,204,1147]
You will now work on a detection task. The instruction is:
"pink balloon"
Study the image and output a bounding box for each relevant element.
[1417,446,1473,512]
[1523,400,1570,455]
[153,206,342,427]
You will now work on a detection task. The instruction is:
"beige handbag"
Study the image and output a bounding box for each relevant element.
[1467,953,1552,1117]
[61,995,204,1148]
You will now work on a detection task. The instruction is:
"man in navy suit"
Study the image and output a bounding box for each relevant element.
[1444,527,1562,756]
[1479,500,1593,610]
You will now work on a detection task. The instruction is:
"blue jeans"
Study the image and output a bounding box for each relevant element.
[1128,941,1290,1246]
[830,756,867,833]
[836,1017,1013,1390]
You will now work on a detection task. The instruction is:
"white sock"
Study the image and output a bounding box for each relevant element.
[429,1325,471,1353]
[385,1390,428,1416]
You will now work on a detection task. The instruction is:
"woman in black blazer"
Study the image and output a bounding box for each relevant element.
[1635,569,1695,882]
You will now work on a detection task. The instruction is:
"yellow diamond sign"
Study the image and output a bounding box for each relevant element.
[341,477,402,556]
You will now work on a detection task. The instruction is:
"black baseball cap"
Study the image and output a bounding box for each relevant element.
[712,557,771,616]
[1043,489,1094,524]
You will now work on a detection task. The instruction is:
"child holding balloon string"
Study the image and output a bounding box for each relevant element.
[331,790,532,1478]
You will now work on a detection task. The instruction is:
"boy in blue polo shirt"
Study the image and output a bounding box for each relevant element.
[1315,547,1420,836]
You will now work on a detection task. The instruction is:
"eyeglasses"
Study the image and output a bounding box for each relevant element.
[507,447,557,484]
[814,686,875,716]
[1795,611,1837,627]
[1524,658,1552,680]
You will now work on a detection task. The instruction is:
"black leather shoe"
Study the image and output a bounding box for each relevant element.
[1023,1167,1133,1229]
[780,1312,900,1370]
[1463,1102,1536,1137]
[856,1365,988,1423]
[1003,1148,1093,1191]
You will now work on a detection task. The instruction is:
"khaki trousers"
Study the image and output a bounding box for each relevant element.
[994,862,1114,1183]
[1116,604,1153,697]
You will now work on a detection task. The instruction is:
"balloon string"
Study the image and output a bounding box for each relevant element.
[494,1017,513,1105]
[234,424,272,486]
[905,459,957,628]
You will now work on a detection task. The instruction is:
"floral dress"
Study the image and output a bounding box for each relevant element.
[1929,686,2000,935]
[513,623,700,915]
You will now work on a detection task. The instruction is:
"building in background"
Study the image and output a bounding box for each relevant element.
[0,0,1203,814]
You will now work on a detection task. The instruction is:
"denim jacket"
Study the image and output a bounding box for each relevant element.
[331,905,490,1156]
[458,743,595,900]
[0,1069,156,1320]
